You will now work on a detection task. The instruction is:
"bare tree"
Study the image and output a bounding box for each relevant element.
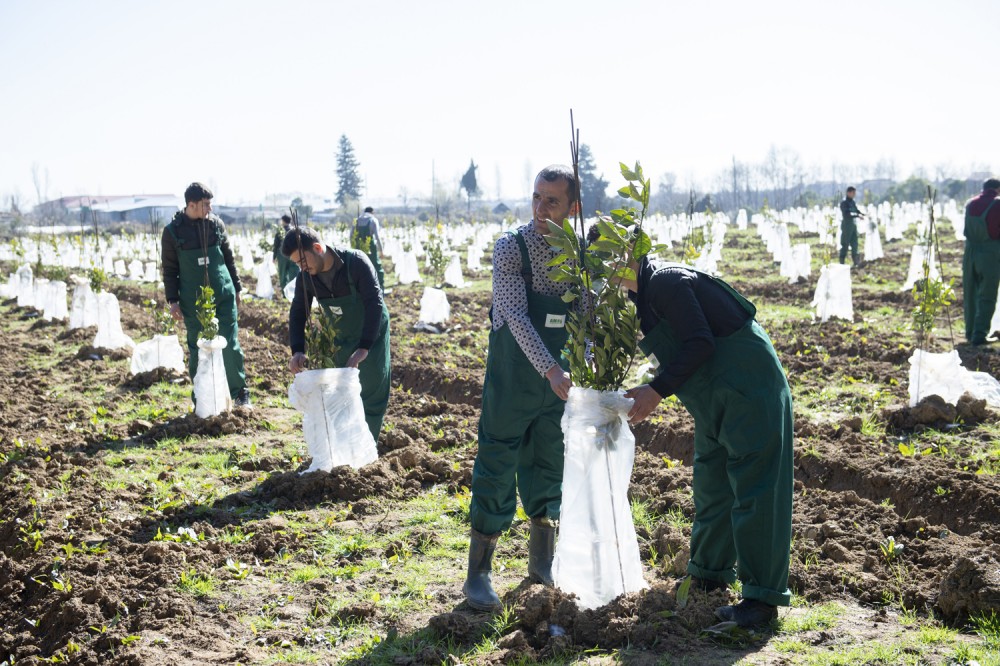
[31,162,49,206]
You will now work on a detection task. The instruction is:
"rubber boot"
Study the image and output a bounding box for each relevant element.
[463,528,500,611]
[527,517,556,586]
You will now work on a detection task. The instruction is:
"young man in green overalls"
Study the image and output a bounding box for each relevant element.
[283,226,390,442]
[962,178,1000,345]
[161,182,250,407]
[464,165,579,611]
[352,206,385,291]
[619,257,793,629]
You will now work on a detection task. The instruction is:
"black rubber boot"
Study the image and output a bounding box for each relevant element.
[527,517,556,586]
[714,599,777,628]
[463,529,501,611]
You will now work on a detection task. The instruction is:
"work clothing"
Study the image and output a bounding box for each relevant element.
[353,213,385,290]
[161,212,247,399]
[962,195,1000,344]
[839,197,863,265]
[288,247,390,440]
[469,229,570,536]
[273,226,300,291]
[633,260,793,608]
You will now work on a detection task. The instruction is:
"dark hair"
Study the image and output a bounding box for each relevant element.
[983,178,1000,192]
[280,226,323,258]
[537,164,579,203]
[184,182,213,204]
[364,206,374,213]
[280,214,292,224]
[846,186,856,194]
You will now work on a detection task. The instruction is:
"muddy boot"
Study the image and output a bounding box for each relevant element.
[463,529,500,611]
[527,517,556,586]
[714,599,777,628]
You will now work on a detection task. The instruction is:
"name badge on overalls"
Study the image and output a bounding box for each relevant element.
[328,306,343,316]
[647,352,660,369]
[545,313,566,328]
[197,257,209,266]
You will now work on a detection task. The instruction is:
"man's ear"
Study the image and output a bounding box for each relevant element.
[569,200,581,218]
[312,242,324,254]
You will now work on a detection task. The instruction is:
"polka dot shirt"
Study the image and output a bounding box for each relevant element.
[491,222,571,376]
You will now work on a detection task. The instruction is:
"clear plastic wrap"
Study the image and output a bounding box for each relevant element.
[130,334,186,375]
[552,387,648,609]
[811,263,853,323]
[288,368,378,473]
[194,336,232,418]
[93,292,135,350]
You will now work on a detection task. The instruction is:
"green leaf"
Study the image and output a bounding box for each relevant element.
[560,290,578,303]
[546,253,570,267]
[632,230,652,259]
[620,162,638,181]
[617,185,631,199]
[613,267,637,280]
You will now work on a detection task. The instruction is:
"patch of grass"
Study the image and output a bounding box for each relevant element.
[176,569,216,598]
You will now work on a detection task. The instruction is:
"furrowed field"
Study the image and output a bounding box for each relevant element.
[1,208,999,665]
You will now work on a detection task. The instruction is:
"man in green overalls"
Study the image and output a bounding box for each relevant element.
[283,226,390,441]
[962,178,1000,345]
[619,257,793,629]
[352,206,385,291]
[464,165,579,611]
[161,182,250,407]
[273,214,300,295]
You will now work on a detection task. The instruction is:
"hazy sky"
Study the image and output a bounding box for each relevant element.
[1,0,997,207]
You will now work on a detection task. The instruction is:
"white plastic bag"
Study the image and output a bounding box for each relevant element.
[288,368,378,473]
[69,281,99,330]
[908,349,1000,408]
[93,292,135,350]
[811,263,853,323]
[395,251,422,285]
[443,253,467,288]
[194,335,232,418]
[41,280,68,321]
[255,261,274,299]
[16,264,33,308]
[552,387,648,609]
[130,334,186,375]
[417,287,450,325]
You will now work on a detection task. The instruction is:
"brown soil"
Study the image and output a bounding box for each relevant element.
[1,225,998,664]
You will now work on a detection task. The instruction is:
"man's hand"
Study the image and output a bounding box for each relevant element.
[169,302,183,322]
[545,365,571,401]
[346,348,369,369]
[624,384,663,424]
[289,352,309,374]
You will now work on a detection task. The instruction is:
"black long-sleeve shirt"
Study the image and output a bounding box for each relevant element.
[160,212,241,303]
[288,246,383,354]
[630,259,751,398]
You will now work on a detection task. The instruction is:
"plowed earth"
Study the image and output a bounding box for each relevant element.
[1,223,998,665]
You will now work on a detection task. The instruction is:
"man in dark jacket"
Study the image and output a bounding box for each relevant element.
[161,182,250,407]
[839,186,866,266]
[962,178,1000,345]
[353,206,385,290]
[272,214,300,294]
[619,258,793,629]
[283,226,390,441]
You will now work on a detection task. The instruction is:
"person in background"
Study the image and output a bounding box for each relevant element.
[839,186,866,267]
[161,182,251,407]
[353,206,385,291]
[283,226,390,441]
[618,252,793,629]
[962,178,1000,345]
[273,214,300,294]
[464,165,579,611]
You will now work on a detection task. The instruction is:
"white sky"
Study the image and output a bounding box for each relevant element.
[1,0,997,207]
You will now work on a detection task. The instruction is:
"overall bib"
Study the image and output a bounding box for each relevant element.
[316,252,391,441]
[638,271,793,607]
[470,231,571,536]
[167,222,246,399]
[962,199,1000,343]
[353,218,385,290]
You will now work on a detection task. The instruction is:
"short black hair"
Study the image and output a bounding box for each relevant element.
[184,182,213,204]
[280,226,323,258]
[537,164,579,203]
[983,178,1000,192]
[364,206,374,213]
[846,186,857,194]
[280,214,292,224]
